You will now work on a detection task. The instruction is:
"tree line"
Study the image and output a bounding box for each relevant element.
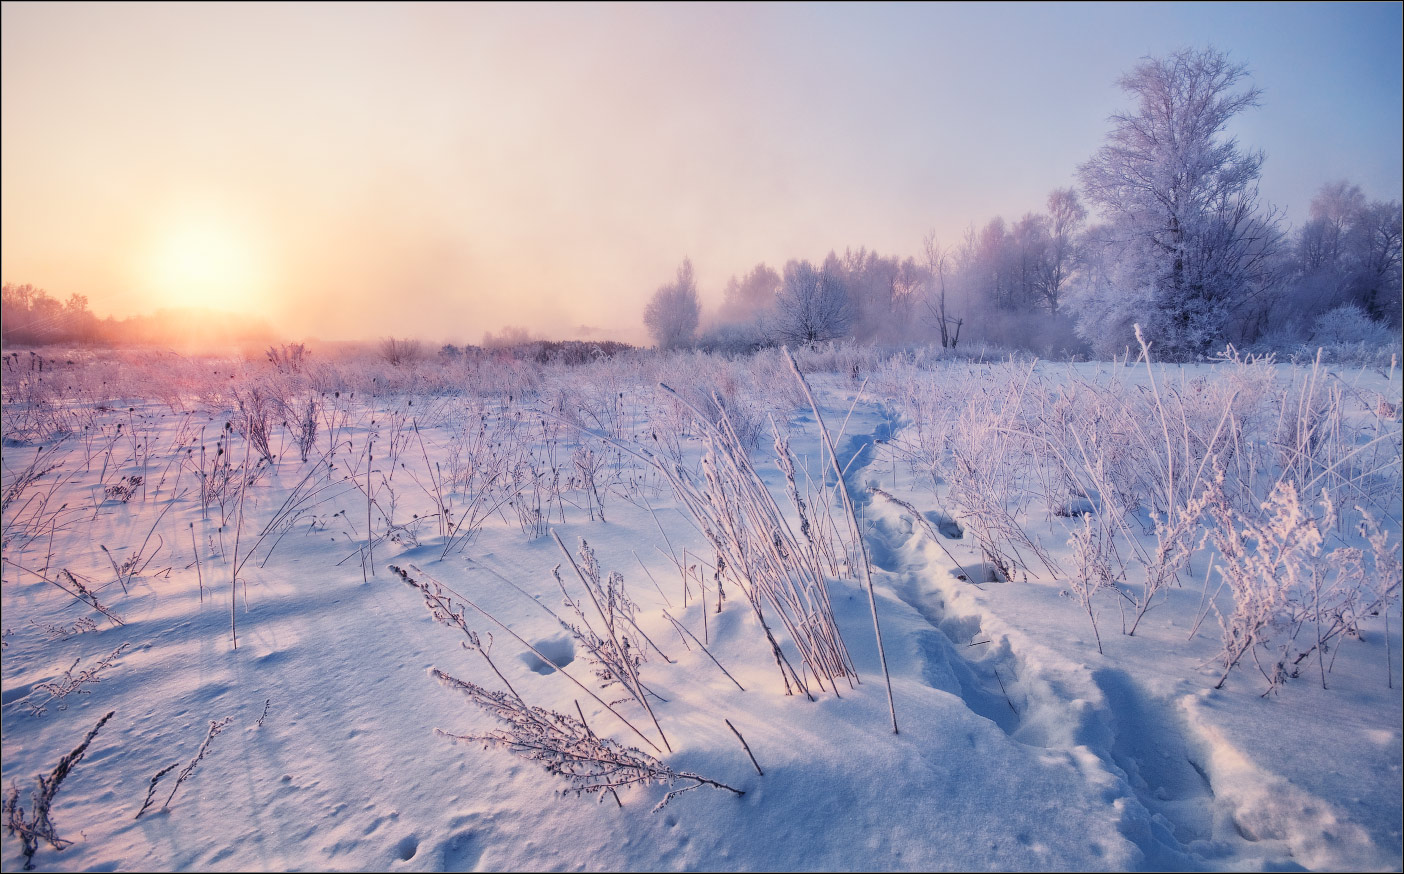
[0,283,276,349]
[643,47,1401,359]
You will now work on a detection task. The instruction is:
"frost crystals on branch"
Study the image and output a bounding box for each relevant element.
[1205,473,1402,693]
[433,670,741,811]
[4,710,114,870]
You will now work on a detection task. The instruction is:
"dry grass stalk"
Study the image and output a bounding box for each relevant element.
[162,716,234,811]
[390,563,664,753]
[552,532,671,752]
[660,609,745,691]
[725,719,764,776]
[783,346,899,734]
[3,710,114,870]
[133,763,178,820]
[20,643,130,717]
[433,669,742,811]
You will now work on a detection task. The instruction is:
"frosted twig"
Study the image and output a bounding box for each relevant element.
[725,719,763,776]
[163,716,234,811]
[661,609,744,691]
[433,670,741,810]
[4,710,114,870]
[133,763,177,819]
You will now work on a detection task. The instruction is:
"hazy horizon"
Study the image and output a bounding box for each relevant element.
[3,1,1401,345]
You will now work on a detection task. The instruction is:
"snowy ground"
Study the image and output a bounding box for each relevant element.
[2,347,1401,871]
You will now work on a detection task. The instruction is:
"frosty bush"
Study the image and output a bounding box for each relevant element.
[643,260,701,350]
[1310,304,1396,347]
[1205,475,1402,693]
[379,337,423,367]
[1305,304,1402,366]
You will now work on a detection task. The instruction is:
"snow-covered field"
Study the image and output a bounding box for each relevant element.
[2,344,1401,871]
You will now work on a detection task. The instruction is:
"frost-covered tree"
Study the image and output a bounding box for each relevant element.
[1263,182,1402,341]
[1,283,102,345]
[1038,188,1086,315]
[768,256,853,347]
[1076,47,1282,359]
[643,259,701,349]
[834,248,924,342]
[923,233,962,349]
[1349,199,1403,324]
[715,262,781,328]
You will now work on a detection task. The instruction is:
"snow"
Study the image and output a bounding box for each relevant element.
[2,348,1400,871]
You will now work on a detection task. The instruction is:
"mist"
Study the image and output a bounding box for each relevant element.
[2,3,1400,352]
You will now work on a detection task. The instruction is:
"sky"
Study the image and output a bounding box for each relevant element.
[2,1,1401,345]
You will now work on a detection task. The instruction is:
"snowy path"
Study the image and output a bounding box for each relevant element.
[839,394,1397,871]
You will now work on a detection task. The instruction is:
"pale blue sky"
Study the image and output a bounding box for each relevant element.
[3,1,1400,342]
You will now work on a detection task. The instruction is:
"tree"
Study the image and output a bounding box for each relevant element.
[1037,188,1086,315]
[1344,199,1402,324]
[834,247,924,342]
[768,257,852,347]
[715,262,781,327]
[1076,47,1282,358]
[922,233,962,349]
[1274,182,1402,337]
[643,259,701,349]
[1,282,100,346]
[380,337,423,366]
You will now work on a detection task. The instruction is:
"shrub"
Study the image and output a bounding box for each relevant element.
[379,337,423,367]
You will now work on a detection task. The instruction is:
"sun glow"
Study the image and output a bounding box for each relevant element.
[144,209,271,314]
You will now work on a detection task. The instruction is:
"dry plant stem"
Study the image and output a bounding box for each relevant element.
[0,559,125,625]
[392,565,663,754]
[654,386,845,696]
[4,710,115,871]
[993,667,1019,714]
[725,718,763,776]
[655,544,692,607]
[553,530,672,753]
[643,496,687,600]
[411,420,449,539]
[467,556,673,663]
[238,448,345,577]
[575,700,623,808]
[99,545,128,595]
[163,716,234,811]
[129,497,175,581]
[365,437,374,580]
[633,549,673,608]
[687,549,709,644]
[784,347,899,734]
[133,763,178,819]
[23,644,130,716]
[1135,327,1177,514]
[662,609,745,690]
[230,433,252,650]
[433,670,741,808]
[190,523,204,603]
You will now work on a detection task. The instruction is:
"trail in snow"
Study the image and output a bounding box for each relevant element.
[834,393,1392,871]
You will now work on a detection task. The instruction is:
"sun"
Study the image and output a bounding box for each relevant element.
[144,208,270,313]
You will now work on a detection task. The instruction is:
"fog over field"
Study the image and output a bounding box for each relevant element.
[1,2,1399,351]
[2,3,1401,873]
